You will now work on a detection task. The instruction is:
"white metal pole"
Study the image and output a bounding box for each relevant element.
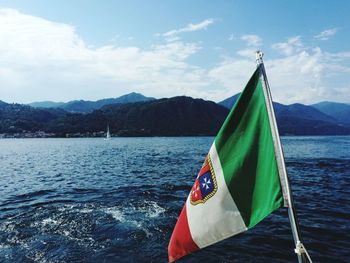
[255,51,312,263]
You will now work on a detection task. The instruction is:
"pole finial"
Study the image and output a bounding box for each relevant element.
[256,50,264,65]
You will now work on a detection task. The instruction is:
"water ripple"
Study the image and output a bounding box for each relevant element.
[0,136,349,262]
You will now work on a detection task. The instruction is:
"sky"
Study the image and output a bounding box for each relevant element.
[0,0,349,104]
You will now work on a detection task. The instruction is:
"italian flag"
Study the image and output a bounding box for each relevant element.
[168,65,289,262]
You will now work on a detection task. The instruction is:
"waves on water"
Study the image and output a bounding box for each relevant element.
[0,136,349,262]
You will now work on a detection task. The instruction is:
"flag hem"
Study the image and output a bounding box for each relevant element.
[259,68,289,207]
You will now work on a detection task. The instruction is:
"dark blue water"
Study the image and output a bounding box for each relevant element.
[0,137,349,262]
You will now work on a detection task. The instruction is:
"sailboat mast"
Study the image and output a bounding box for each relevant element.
[106,124,111,139]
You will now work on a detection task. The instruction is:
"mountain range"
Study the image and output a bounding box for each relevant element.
[219,94,350,135]
[311,101,350,124]
[29,92,155,113]
[46,96,228,136]
[0,92,349,137]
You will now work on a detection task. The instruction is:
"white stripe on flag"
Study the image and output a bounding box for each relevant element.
[186,143,247,249]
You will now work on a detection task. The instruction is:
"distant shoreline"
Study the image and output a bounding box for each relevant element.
[1,133,349,139]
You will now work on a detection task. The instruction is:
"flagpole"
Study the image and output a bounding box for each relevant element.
[255,51,312,263]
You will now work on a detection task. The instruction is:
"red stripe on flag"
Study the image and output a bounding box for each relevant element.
[168,205,199,262]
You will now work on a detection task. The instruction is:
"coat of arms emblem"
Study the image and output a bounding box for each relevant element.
[190,154,218,205]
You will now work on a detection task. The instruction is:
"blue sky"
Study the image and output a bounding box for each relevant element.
[0,0,349,104]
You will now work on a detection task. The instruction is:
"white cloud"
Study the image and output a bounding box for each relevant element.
[236,49,258,58]
[0,8,210,103]
[241,34,262,47]
[209,45,350,104]
[164,35,181,43]
[314,28,338,40]
[0,8,350,105]
[163,19,214,38]
[208,58,256,97]
[272,36,303,56]
[228,34,234,41]
[266,49,324,104]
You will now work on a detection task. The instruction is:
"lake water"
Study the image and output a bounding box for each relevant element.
[0,137,349,262]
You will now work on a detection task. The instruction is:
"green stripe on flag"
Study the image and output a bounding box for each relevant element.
[215,67,284,228]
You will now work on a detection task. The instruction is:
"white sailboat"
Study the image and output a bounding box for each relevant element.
[106,124,111,139]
